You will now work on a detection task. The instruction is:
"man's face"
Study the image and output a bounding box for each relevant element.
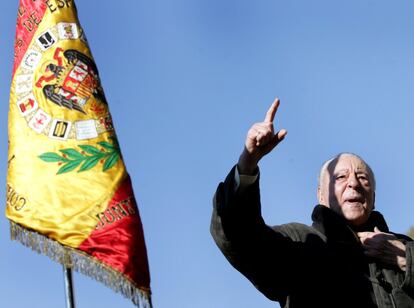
[319,154,375,226]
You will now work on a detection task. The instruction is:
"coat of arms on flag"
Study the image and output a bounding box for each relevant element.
[6,1,151,306]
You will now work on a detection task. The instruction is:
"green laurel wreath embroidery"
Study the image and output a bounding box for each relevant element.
[39,139,121,174]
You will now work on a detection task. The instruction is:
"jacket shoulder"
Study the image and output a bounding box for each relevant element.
[271,222,327,243]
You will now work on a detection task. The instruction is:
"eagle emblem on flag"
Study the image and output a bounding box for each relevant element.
[36,48,107,114]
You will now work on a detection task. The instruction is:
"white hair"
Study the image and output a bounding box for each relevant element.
[318,153,376,191]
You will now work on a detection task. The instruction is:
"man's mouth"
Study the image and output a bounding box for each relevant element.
[344,196,365,205]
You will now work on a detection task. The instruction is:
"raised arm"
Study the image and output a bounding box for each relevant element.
[211,99,299,302]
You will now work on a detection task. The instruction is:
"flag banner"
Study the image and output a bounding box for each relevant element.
[6,1,151,306]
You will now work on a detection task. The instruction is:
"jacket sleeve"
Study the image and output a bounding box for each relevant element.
[402,241,414,292]
[210,165,302,302]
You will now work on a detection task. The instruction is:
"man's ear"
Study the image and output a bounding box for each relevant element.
[317,186,324,204]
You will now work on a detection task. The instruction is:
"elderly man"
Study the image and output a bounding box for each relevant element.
[211,99,414,308]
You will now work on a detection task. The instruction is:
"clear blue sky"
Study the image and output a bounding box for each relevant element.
[1,1,414,307]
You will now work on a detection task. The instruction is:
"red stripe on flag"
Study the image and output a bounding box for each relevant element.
[12,0,48,76]
[78,176,151,289]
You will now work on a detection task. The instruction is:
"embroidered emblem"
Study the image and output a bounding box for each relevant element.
[99,115,114,131]
[36,47,107,114]
[36,30,57,51]
[15,74,33,93]
[28,109,51,133]
[57,22,79,40]
[75,119,98,140]
[13,25,112,140]
[17,93,38,116]
[38,138,121,174]
[21,49,42,71]
[49,119,72,140]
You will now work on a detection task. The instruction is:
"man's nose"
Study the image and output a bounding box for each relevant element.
[347,173,361,188]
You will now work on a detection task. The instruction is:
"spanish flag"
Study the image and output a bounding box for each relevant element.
[6,1,151,306]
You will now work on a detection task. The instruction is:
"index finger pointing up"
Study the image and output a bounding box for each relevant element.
[264,98,280,123]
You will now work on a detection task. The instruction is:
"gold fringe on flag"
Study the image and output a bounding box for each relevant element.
[10,222,152,308]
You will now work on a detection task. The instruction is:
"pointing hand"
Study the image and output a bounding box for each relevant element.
[238,98,287,175]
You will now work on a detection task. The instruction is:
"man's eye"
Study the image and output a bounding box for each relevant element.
[336,175,346,180]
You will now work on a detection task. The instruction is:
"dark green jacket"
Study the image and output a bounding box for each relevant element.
[211,166,414,308]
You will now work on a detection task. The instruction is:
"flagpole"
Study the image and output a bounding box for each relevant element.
[63,266,76,308]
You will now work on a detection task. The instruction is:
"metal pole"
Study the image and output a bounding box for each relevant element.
[63,266,76,308]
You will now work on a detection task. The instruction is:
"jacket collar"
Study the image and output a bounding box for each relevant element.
[311,205,389,243]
